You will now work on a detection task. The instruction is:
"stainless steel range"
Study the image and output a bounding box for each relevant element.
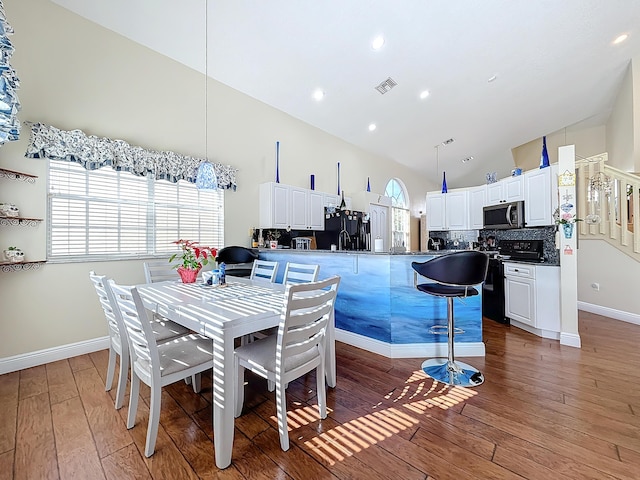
[482,240,544,323]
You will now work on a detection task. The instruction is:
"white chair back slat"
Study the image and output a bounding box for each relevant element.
[276,277,339,373]
[144,261,178,283]
[282,262,319,285]
[250,260,279,282]
[110,281,159,378]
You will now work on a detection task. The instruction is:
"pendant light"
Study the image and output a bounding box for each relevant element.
[195,0,218,191]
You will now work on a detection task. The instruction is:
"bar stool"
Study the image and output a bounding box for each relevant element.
[411,251,489,387]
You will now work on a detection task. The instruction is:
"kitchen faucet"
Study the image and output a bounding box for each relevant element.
[338,227,350,251]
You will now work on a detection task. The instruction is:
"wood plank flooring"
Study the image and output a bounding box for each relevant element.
[2,310,640,479]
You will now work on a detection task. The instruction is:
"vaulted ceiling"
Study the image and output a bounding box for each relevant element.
[52,0,640,187]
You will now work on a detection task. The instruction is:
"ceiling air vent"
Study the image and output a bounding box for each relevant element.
[375,77,397,95]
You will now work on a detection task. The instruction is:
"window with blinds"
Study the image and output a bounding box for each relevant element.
[48,160,224,261]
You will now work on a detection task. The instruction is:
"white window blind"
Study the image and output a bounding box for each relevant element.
[48,160,224,261]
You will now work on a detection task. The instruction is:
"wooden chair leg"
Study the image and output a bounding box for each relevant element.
[275,381,290,451]
[105,347,116,392]
[145,382,162,457]
[127,373,140,429]
[114,352,128,410]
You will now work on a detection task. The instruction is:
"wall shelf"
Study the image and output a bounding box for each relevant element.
[0,217,43,227]
[0,168,38,183]
[0,261,46,272]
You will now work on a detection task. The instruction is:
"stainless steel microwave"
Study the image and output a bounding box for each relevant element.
[483,201,525,229]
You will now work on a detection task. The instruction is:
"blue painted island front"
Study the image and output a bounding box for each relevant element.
[259,250,485,358]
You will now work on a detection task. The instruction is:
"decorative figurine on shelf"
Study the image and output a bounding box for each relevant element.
[3,246,24,263]
[0,202,19,217]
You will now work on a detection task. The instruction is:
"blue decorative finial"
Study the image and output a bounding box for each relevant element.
[540,136,550,169]
[275,141,280,182]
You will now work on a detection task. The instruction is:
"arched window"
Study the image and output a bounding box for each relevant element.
[384,179,410,249]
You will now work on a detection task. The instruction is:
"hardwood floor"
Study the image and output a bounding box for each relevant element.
[2,311,640,479]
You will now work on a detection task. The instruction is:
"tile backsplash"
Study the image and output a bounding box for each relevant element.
[429,226,559,265]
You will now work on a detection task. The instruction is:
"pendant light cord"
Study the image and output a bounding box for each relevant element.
[204,0,208,162]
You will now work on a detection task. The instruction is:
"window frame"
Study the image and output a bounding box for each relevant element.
[384,178,411,249]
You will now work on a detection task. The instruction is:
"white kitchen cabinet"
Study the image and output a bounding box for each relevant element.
[426,192,446,230]
[468,185,486,229]
[504,262,560,338]
[260,183,324,230]
[259,182,290,229]
[446,189,469,230]
[486,175,524,205]
[307,190,325,230]
[524,165,558,227]
[426,190,468,230]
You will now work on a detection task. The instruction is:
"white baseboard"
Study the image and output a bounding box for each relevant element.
[0,336,110,375]
[578,302,640,326]
[560,332,582,348]
[334,328,485,358]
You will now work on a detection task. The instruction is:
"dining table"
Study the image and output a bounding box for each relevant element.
[136,276,337,469]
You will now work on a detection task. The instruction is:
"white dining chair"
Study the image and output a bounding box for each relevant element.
[89,272,192,409]
[234,275,340,451]
[143,260,178,283]
[110,280,215,457]
[249,259,279,282]
[282,262,320,284]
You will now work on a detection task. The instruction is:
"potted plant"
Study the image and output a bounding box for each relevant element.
[169,239,217,283]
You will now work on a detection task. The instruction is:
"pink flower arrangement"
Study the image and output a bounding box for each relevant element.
[169,239,217,270]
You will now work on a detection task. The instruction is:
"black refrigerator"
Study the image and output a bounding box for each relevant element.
[315,209,370,251]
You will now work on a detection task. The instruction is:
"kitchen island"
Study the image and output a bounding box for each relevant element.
[259,249,485,358]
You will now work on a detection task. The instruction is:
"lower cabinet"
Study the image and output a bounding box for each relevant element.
[504,262,560,338]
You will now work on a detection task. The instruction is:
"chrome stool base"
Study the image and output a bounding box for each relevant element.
[422,358,484,388]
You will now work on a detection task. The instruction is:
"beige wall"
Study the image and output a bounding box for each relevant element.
[0,0,432,359]
[606,62,635,172]
[578,240,639,315]
[511,125,607,170]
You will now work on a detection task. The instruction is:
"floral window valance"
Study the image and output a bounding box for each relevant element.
[24,122,237,190]
[0,1,21,145]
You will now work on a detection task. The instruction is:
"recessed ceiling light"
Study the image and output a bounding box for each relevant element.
[461,156,473,163]
[368,123,377,132]
[487,74,498,83]
[312,89,325,101]
[419,90,430,99]
[442,138,454,146]
[371,35,385,50]
[613,33,628,44]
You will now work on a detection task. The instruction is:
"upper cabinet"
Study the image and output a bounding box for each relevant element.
[426,190,468,230]
[426,192,446,230]
[446,189,469,230]
[426,165,558,231]
[260,182,325,230]
[468,185,486,229]
[524,165,558,227]
[486,175,524,205]
[259,182,290,229]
